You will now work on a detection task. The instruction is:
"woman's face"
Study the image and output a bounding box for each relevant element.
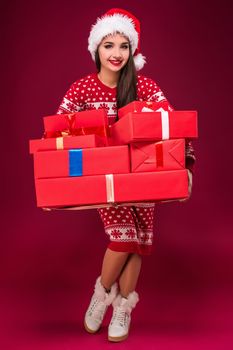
[98,33,130,73]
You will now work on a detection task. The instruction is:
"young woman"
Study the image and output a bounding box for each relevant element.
[57,8,196,342]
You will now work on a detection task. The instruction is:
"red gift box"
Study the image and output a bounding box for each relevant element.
[118,101,165,119]
[110,111,198,144]
[35,170,188,208]
[33,146,130,179]
[130,139,185,172]
[29,134,105,154]
[43,110,110,145]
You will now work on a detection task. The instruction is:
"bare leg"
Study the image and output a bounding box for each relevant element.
[100,248,129,290]
[119,253,142,298]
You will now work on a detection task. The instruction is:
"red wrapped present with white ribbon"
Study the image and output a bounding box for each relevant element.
[118,100,170,119]
[110,111,198,144]
[35,169,189,208]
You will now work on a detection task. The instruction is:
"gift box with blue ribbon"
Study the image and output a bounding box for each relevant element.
[33,146,130,179]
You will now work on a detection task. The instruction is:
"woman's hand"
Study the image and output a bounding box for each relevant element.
[179,169,193,202]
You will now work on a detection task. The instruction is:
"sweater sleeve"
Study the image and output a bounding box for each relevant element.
[185,139,196,174]
[56,80,85,114]
[138,76,196,173]
[137,76,174,111]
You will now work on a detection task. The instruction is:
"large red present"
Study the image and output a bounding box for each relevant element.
[43,109,109,145]
[130,139,185,172]
[33,146,130,179]
[118,101,166,119]
[29,134,105,153]
[110,111,198,144]
[35,170,188,208]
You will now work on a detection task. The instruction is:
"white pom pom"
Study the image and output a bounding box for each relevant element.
[133,53,146,71]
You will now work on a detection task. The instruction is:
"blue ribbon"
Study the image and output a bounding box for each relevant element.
[69,149,83,176]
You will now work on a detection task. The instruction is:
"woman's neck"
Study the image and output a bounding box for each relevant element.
[98,68,120,88]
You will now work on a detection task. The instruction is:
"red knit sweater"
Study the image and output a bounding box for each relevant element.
[57,72,195,172]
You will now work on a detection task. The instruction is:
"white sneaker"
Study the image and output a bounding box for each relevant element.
[108,291,139,342]
[84,276,118,333]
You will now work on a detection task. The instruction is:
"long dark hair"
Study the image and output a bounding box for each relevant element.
[95,44,137,121]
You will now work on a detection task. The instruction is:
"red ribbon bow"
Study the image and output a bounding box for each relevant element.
[43,113,109,139]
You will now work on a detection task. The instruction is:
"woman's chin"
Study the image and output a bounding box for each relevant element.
[107,64,124,73]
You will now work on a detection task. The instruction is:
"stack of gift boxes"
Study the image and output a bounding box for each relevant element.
[29,101,198,209]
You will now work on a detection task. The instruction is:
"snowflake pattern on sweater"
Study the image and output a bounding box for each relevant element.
[57,72,195,170]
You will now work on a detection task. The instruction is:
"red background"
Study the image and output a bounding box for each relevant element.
[1,0,233,348]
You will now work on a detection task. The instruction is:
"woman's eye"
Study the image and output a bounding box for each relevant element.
[104,44,129,49]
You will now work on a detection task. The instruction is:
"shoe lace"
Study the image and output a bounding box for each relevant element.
[111,307,129,327]
[88,297,106,320]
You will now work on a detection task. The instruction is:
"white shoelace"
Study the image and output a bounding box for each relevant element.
[88,298,106,320]
[111,307,129,327]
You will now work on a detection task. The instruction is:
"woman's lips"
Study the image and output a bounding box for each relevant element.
[109,60,122,66]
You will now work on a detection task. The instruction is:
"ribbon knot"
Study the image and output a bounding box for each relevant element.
[43,113,109,139]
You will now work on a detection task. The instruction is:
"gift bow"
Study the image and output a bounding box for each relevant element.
[44,113,109,139]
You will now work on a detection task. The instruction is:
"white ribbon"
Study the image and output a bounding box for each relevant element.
[105,174,115,203]
[161,111,169,140]
[141,106,154,112]
[141,107,170,140]
[56,137,64,150]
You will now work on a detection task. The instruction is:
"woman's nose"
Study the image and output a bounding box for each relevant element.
[112,47,122,58]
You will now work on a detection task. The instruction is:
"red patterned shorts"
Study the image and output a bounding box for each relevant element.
[97,203,155,256]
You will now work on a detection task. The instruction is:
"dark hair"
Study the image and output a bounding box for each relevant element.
[95,44,137,121]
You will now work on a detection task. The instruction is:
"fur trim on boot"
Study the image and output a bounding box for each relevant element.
[112,291,139,313]
[108,291,139,342]
[94,276,118,305]
[84,276,118,333]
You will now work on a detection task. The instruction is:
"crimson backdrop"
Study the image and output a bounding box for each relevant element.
[1,0,233,348]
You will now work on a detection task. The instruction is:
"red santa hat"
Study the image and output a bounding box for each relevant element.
[88,8,146,71]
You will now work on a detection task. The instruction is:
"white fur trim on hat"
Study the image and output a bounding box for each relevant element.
[88,13,139,60]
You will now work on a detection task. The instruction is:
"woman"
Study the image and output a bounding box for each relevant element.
[57,8,196,342]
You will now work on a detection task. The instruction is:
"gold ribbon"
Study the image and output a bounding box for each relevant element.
[56,137,64,150]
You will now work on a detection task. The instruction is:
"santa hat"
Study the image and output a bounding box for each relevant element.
[88,8,146,71]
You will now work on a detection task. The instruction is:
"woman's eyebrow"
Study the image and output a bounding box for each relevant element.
[103,41,129,44]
